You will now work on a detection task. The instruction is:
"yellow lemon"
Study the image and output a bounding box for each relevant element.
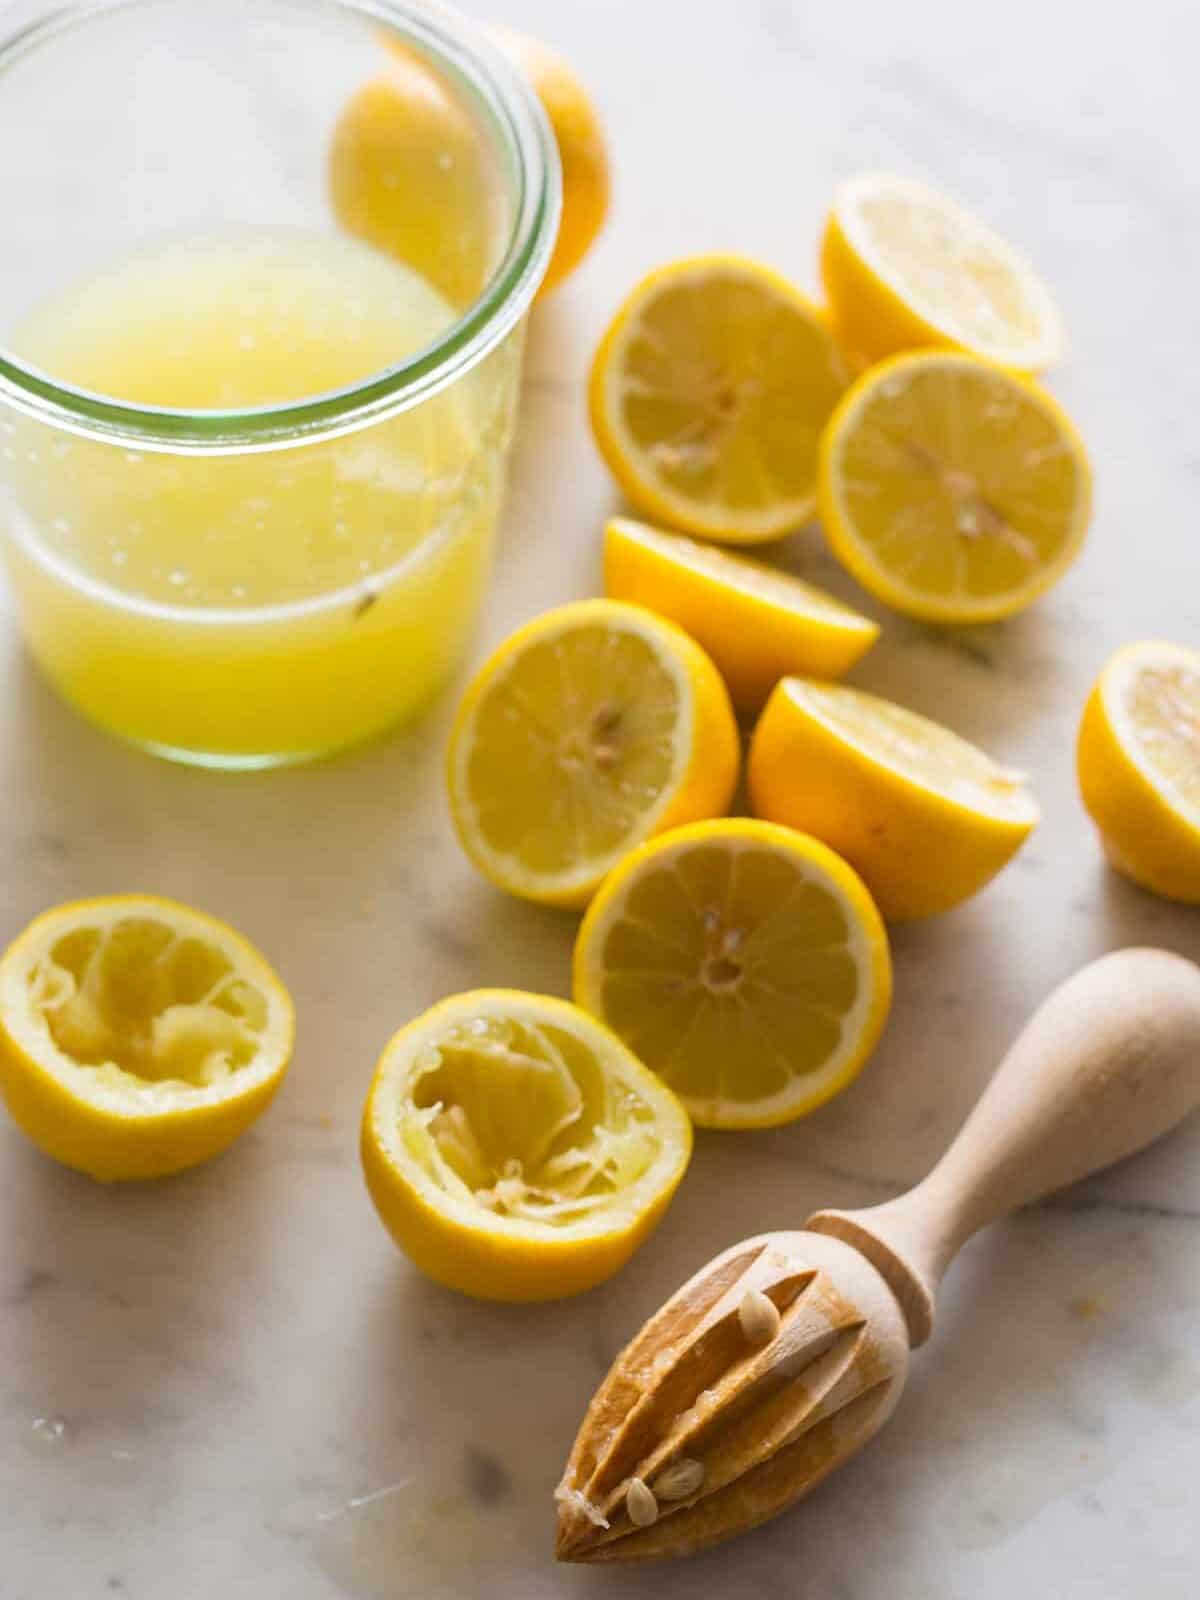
[818,351,1091,624]
[748,679,1039,920]
[820,173,1064,372]
[329,42,506,310]
[573,819,891,1130]
[488,24,610,295]
[361,990,692,1301]
[1077,640,1200,903]
[603,515,879,710]
[590,256,847,544]
[447,599,739,908]
[0,896,294,1181]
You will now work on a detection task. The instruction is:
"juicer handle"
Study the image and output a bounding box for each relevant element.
[808,948,1200,1346]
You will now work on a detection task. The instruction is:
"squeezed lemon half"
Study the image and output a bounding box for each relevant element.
[590,256,847,543]
[0,896,294,1181]
[447,599,739,907]
[361,990,692,1301]
[821,173,1064,372]
[574,819,892,1129]
[749,679,1039,920]
[818,351,1091,623]
[603,515,879,710]
[1078,640,1200,903]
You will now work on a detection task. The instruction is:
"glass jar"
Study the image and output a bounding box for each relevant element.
[0,0,560,767]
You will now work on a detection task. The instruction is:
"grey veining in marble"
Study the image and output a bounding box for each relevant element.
[2,0,1199,1596]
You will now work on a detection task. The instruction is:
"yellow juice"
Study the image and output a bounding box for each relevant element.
[1,226,520,765]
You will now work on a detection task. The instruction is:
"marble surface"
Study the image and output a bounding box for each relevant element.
[3,0,1200,1595]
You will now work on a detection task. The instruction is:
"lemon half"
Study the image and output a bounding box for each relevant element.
[749,679,1039,920]
[361,990,692,1301]
[488,24,610,295]
[603,515,879,710]
[1078,640,1200,903]
[821,173,1064,372]
[0,896,294,1181]
[590,256,847,543]
[819,351,1091,624]
[574,819,891,1130]
[447,599,739,907]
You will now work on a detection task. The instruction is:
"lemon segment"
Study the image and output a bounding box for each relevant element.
[1077,641,1200,903]
[361,990,692,1300]
[0,896,294,1181]
[589,256,847,543]
[488,25,610,295]
[749,679,1038,920]
[818,351,1091,623]
[574,819,891,1130]
[447,599,739,907]
[820,173,1064,372]
[603,516,879,710]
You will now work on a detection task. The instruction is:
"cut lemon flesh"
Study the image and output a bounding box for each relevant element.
[574,819,891,1130]
[749,678,1039,920]
[0,896,294,1181]
[819,351,1091,623]
[1078,641,1200,903]
[447,599,739,907]
[589,256,847,543]
[361,990,692,1300]
[603,516,879,710]
[821,173,1064,372]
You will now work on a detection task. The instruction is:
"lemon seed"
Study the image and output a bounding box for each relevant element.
[651,1457,705,1501]
[738,1287,780,1346]
[626,1476,658,1527]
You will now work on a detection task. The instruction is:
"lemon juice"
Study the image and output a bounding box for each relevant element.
[1,225,520,765]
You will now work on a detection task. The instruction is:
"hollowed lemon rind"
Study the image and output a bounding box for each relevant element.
[362,989,693,1301]
[0,896,294,1181]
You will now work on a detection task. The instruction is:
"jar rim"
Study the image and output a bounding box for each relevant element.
[0,0,561,453]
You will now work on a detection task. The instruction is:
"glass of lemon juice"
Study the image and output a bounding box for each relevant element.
[0,0,559,766]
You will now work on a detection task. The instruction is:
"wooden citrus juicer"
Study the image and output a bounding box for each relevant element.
[555,947,1200,1561]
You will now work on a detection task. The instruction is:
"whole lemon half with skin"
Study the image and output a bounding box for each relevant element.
[748,678,1039,920]
[1077,640,1200,903]
[818,350,1092,624]
[447,599,739,908]
[590,256,847,544]
[603,515,879,710]
[821,173,1064,373]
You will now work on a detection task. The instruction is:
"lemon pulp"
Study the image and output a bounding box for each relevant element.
[591,258,846,541]
[575,820,891,1129]
[793,681,1034,819]
[820,353,1090,621]
[464,624,684,879]
[1125,654,1200,820]
[30,913,270,1100]
[399,1012,666,1225]
[449,600,738,906]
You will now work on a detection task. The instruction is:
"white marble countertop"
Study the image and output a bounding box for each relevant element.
[3,0,1199,1595]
